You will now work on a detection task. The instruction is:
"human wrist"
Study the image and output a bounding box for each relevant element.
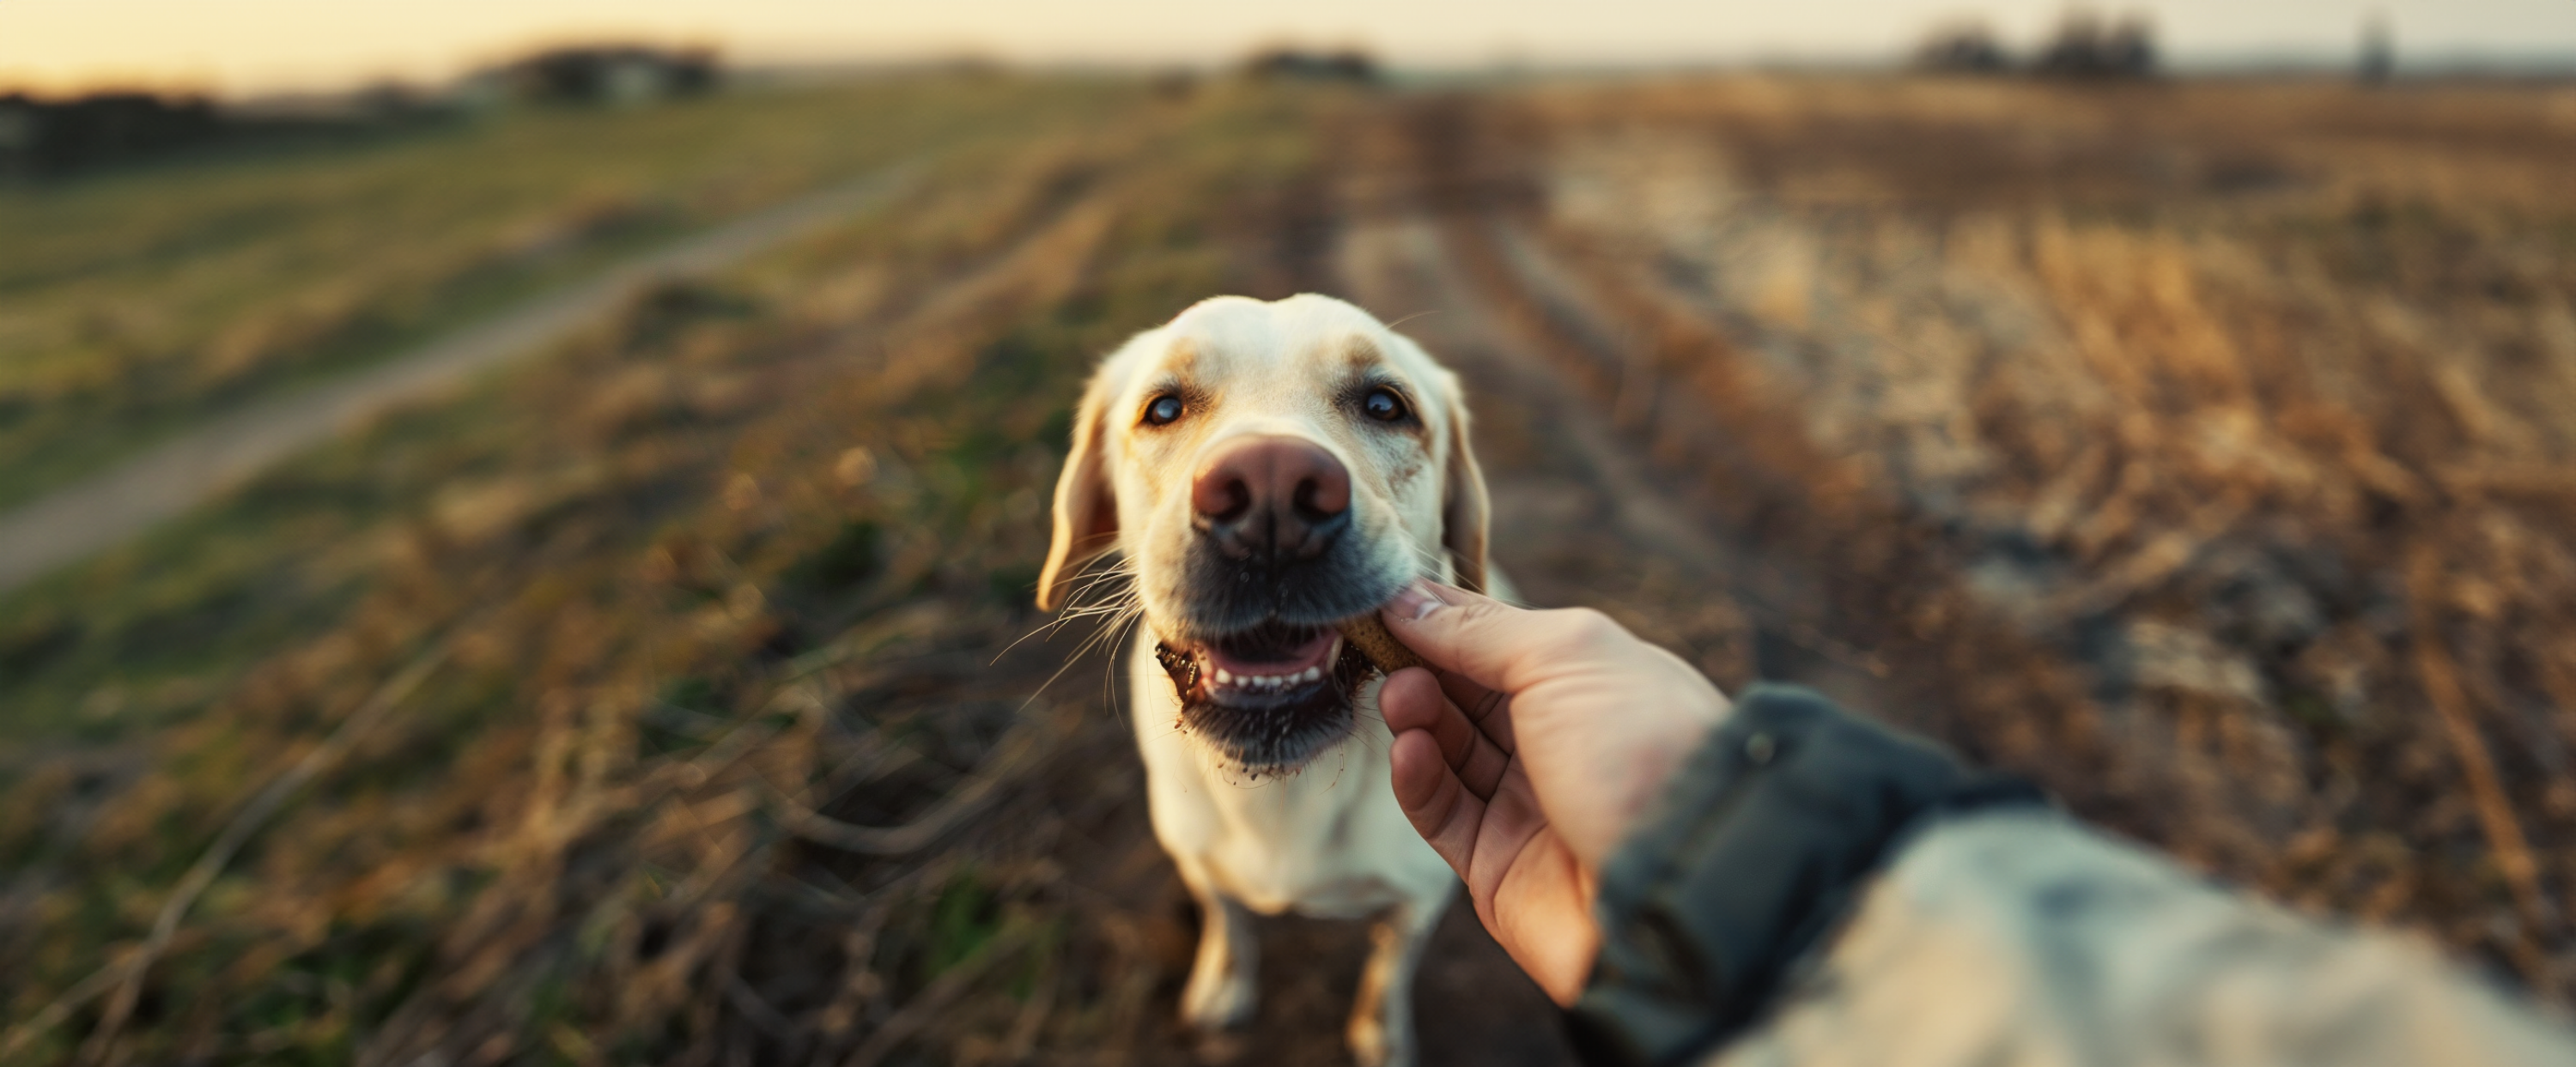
[1579,715,1719,870]
[1566,685,2049,1067]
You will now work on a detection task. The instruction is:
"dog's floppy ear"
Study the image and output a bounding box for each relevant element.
[1440,394,1492,596]
[1036,368,1120,612]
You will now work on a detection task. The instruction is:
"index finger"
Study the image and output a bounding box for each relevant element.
[1379,579,1611,706]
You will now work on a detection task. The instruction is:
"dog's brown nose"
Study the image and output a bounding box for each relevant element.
[1192,435,1351,562]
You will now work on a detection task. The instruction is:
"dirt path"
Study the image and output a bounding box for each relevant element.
[0,163,917,597]
[1085,126,1843,1067]
[1207,94,2020,1061]
[1196,111,1910,1065]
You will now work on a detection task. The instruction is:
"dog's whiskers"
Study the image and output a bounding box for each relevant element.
[1012,558,1145,714]
[1005,560,1139,653]
[1393,538,1455,589]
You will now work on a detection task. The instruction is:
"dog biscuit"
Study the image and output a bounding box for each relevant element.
[1336,614,1425,674]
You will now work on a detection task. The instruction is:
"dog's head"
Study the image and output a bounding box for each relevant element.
[1037,294,1489,774]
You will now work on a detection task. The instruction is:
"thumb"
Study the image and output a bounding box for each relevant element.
[1380,579,1600,699]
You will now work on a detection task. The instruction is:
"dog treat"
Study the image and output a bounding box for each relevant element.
[1337,613,1425,674]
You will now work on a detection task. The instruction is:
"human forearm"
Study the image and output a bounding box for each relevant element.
[1716,809,2576,1067]
[1569,686,2576,1067]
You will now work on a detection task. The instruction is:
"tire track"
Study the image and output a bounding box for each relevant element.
[1336,106,1891,716]
[0,163,918,596]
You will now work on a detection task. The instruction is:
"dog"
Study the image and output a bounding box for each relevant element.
[1036,294,1494,1065]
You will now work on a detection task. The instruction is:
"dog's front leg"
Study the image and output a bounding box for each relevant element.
[1179,874,1259,1031]
[1347,882,1453,1067]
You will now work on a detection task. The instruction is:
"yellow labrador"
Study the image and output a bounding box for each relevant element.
[1038,294,1492,1066]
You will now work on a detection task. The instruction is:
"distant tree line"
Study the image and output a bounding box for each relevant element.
[0,44,718,181]
[0,89,449,180]
[0,92,220,178]
[1915,10,2158,78]
[1240,47,1380,84]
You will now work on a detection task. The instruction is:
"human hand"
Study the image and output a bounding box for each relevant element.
[1377,579,1729,1004]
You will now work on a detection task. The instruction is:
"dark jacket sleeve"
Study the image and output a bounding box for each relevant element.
[1565,684,2047,1067]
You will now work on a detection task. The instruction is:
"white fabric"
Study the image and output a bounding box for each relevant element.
[1717,811,2576,1067]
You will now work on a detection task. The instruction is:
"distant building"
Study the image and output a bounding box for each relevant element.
[469,45,720,107]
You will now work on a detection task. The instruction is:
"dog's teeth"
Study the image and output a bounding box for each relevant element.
[1213,665,1332,691]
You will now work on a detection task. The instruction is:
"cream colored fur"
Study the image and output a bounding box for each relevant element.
[1039,294,1491,1066]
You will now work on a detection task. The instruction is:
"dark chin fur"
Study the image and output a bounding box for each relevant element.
[1155,638,1378,775]
[1170,540,1407,640]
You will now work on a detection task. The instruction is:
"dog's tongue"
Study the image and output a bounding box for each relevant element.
[1203,627,1340,676]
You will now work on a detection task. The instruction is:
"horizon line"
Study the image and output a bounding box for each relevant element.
[9,43,2576,100]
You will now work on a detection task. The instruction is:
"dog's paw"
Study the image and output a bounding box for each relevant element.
[1180,965,1255,1032]
[1346,1009,1411,1067]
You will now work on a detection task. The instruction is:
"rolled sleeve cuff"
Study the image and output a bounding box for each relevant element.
[1567,684,2048,1067]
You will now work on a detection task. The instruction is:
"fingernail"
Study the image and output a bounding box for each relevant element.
[1388,579,1449,623]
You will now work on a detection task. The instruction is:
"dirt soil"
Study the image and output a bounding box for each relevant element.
[11,77,2575,1066]
[1348,81,2576,1009]
[1182,81,2576,1060]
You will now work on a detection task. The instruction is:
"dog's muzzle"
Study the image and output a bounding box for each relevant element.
[1156,621,1380,775]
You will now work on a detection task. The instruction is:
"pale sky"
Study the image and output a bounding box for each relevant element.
[3,0,2573,95]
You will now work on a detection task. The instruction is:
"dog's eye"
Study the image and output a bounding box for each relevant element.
[1143,394,1185,427]
[1361,387,1408,422]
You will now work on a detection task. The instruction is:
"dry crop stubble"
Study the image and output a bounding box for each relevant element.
[11,71,2576,1067]
[1400,76,2576,997]
[0,84,1434,1066]
[0,76,1113,513]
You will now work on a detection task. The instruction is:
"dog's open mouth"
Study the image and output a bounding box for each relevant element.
[1155,620,1379,776]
